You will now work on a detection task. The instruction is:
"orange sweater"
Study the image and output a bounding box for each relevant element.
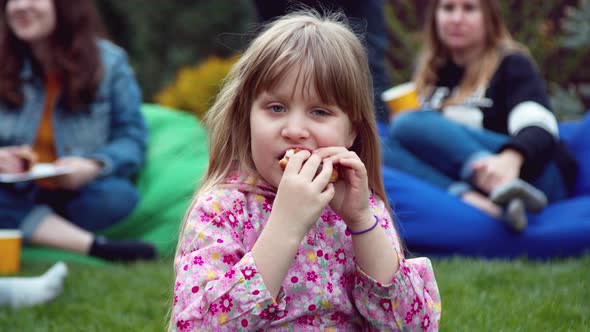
[33,73,60,189]
[33,72,60,163]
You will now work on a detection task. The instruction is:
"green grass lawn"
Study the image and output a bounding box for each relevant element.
[1,255,589,331]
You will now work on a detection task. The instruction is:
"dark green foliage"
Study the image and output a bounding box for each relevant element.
[95,0,256,100]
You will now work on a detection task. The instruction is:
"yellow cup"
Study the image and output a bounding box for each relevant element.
[381,82,420,117]
[0,230,22,274]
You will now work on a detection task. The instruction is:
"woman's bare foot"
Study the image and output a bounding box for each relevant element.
[461,191,527,232]
[461,191,502,218]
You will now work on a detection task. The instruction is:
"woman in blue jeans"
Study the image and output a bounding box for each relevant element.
[0,0,155,260]
[381,0,577,232]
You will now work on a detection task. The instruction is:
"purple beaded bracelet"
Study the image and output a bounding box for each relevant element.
[347,216,379,235]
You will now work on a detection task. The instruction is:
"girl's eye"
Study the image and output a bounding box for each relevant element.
[311,109,330,117]
[269,105,285,113]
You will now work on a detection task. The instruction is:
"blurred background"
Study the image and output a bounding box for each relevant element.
[95,0,590,120]
[1,3,587,330]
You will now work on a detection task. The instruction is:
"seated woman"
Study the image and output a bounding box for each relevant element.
[381,0,577,232]
[0,0,155,261]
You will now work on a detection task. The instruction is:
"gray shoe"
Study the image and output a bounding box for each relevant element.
[490,179,547,213]
[501,198,528,233]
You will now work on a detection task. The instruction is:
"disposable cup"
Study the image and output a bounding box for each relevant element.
[381,82,421,117]
[0,230,22,274]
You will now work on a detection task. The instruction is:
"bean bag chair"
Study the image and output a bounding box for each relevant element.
[22,104,207,264]
[379,111,590,259]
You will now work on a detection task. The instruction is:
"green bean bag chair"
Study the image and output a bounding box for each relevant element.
[22,104,208,265]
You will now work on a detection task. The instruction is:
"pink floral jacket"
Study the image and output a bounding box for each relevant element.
[172,172,441,331]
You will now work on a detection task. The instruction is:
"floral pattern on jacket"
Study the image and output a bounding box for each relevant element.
[172,172,441,331]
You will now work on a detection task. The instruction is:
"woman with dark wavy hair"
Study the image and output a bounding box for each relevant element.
[0,0,156,261]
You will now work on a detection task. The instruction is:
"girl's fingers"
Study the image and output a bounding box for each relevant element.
[299,154,322,181]
[339,158,369,185]
[282,150,310,177]
[312,158,333,188]
[327,151,359,167]
[330,154,363,180]
[313,146,349,159]
[337,157,365,173]
[319,182,335,203]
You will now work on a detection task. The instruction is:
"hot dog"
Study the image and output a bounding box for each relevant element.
[279,148,339,182]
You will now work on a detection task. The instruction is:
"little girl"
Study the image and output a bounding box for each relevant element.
[171,12,441,331]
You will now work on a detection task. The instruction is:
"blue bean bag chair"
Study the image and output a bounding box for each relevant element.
[379,111,590,259]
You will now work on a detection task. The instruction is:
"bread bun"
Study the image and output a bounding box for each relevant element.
[279,148,339,182]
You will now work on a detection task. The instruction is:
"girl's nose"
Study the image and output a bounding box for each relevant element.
[281,117,310,141]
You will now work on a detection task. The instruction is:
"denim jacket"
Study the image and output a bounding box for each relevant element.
[0,40,147,179]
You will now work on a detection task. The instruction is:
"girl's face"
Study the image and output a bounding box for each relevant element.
[249,67,357,188]
[435,0,486,53]
[5,0,56,43]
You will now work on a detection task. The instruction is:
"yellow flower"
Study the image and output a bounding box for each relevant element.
[206,270,217,280]
[307,251,317,263]
[155,55,240,120]
[211,201,222,213]
[211,252,220,260]
[434,302,442,312]
[217,313,227,324]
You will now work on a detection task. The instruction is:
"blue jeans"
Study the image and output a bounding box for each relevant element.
[381,111,567,202]
[0,177,139,240]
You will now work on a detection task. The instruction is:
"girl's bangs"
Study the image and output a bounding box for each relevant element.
[249,30,360,120]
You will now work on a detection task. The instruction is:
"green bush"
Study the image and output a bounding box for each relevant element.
[96,0,255,101]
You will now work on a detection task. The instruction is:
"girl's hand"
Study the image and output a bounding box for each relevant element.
[53,157,102,190]
[0,146,32,174]
[471,149,524,194]
[314,147,373,232]
[271,150,335,238]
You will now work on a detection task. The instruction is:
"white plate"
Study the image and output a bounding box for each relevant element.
[0,163,72,183]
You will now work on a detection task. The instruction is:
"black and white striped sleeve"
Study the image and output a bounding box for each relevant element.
[498,54,558,177]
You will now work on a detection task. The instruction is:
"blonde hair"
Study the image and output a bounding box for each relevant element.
[169,13,398,328]
[200,11,387,203]
[413,0,528,105]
